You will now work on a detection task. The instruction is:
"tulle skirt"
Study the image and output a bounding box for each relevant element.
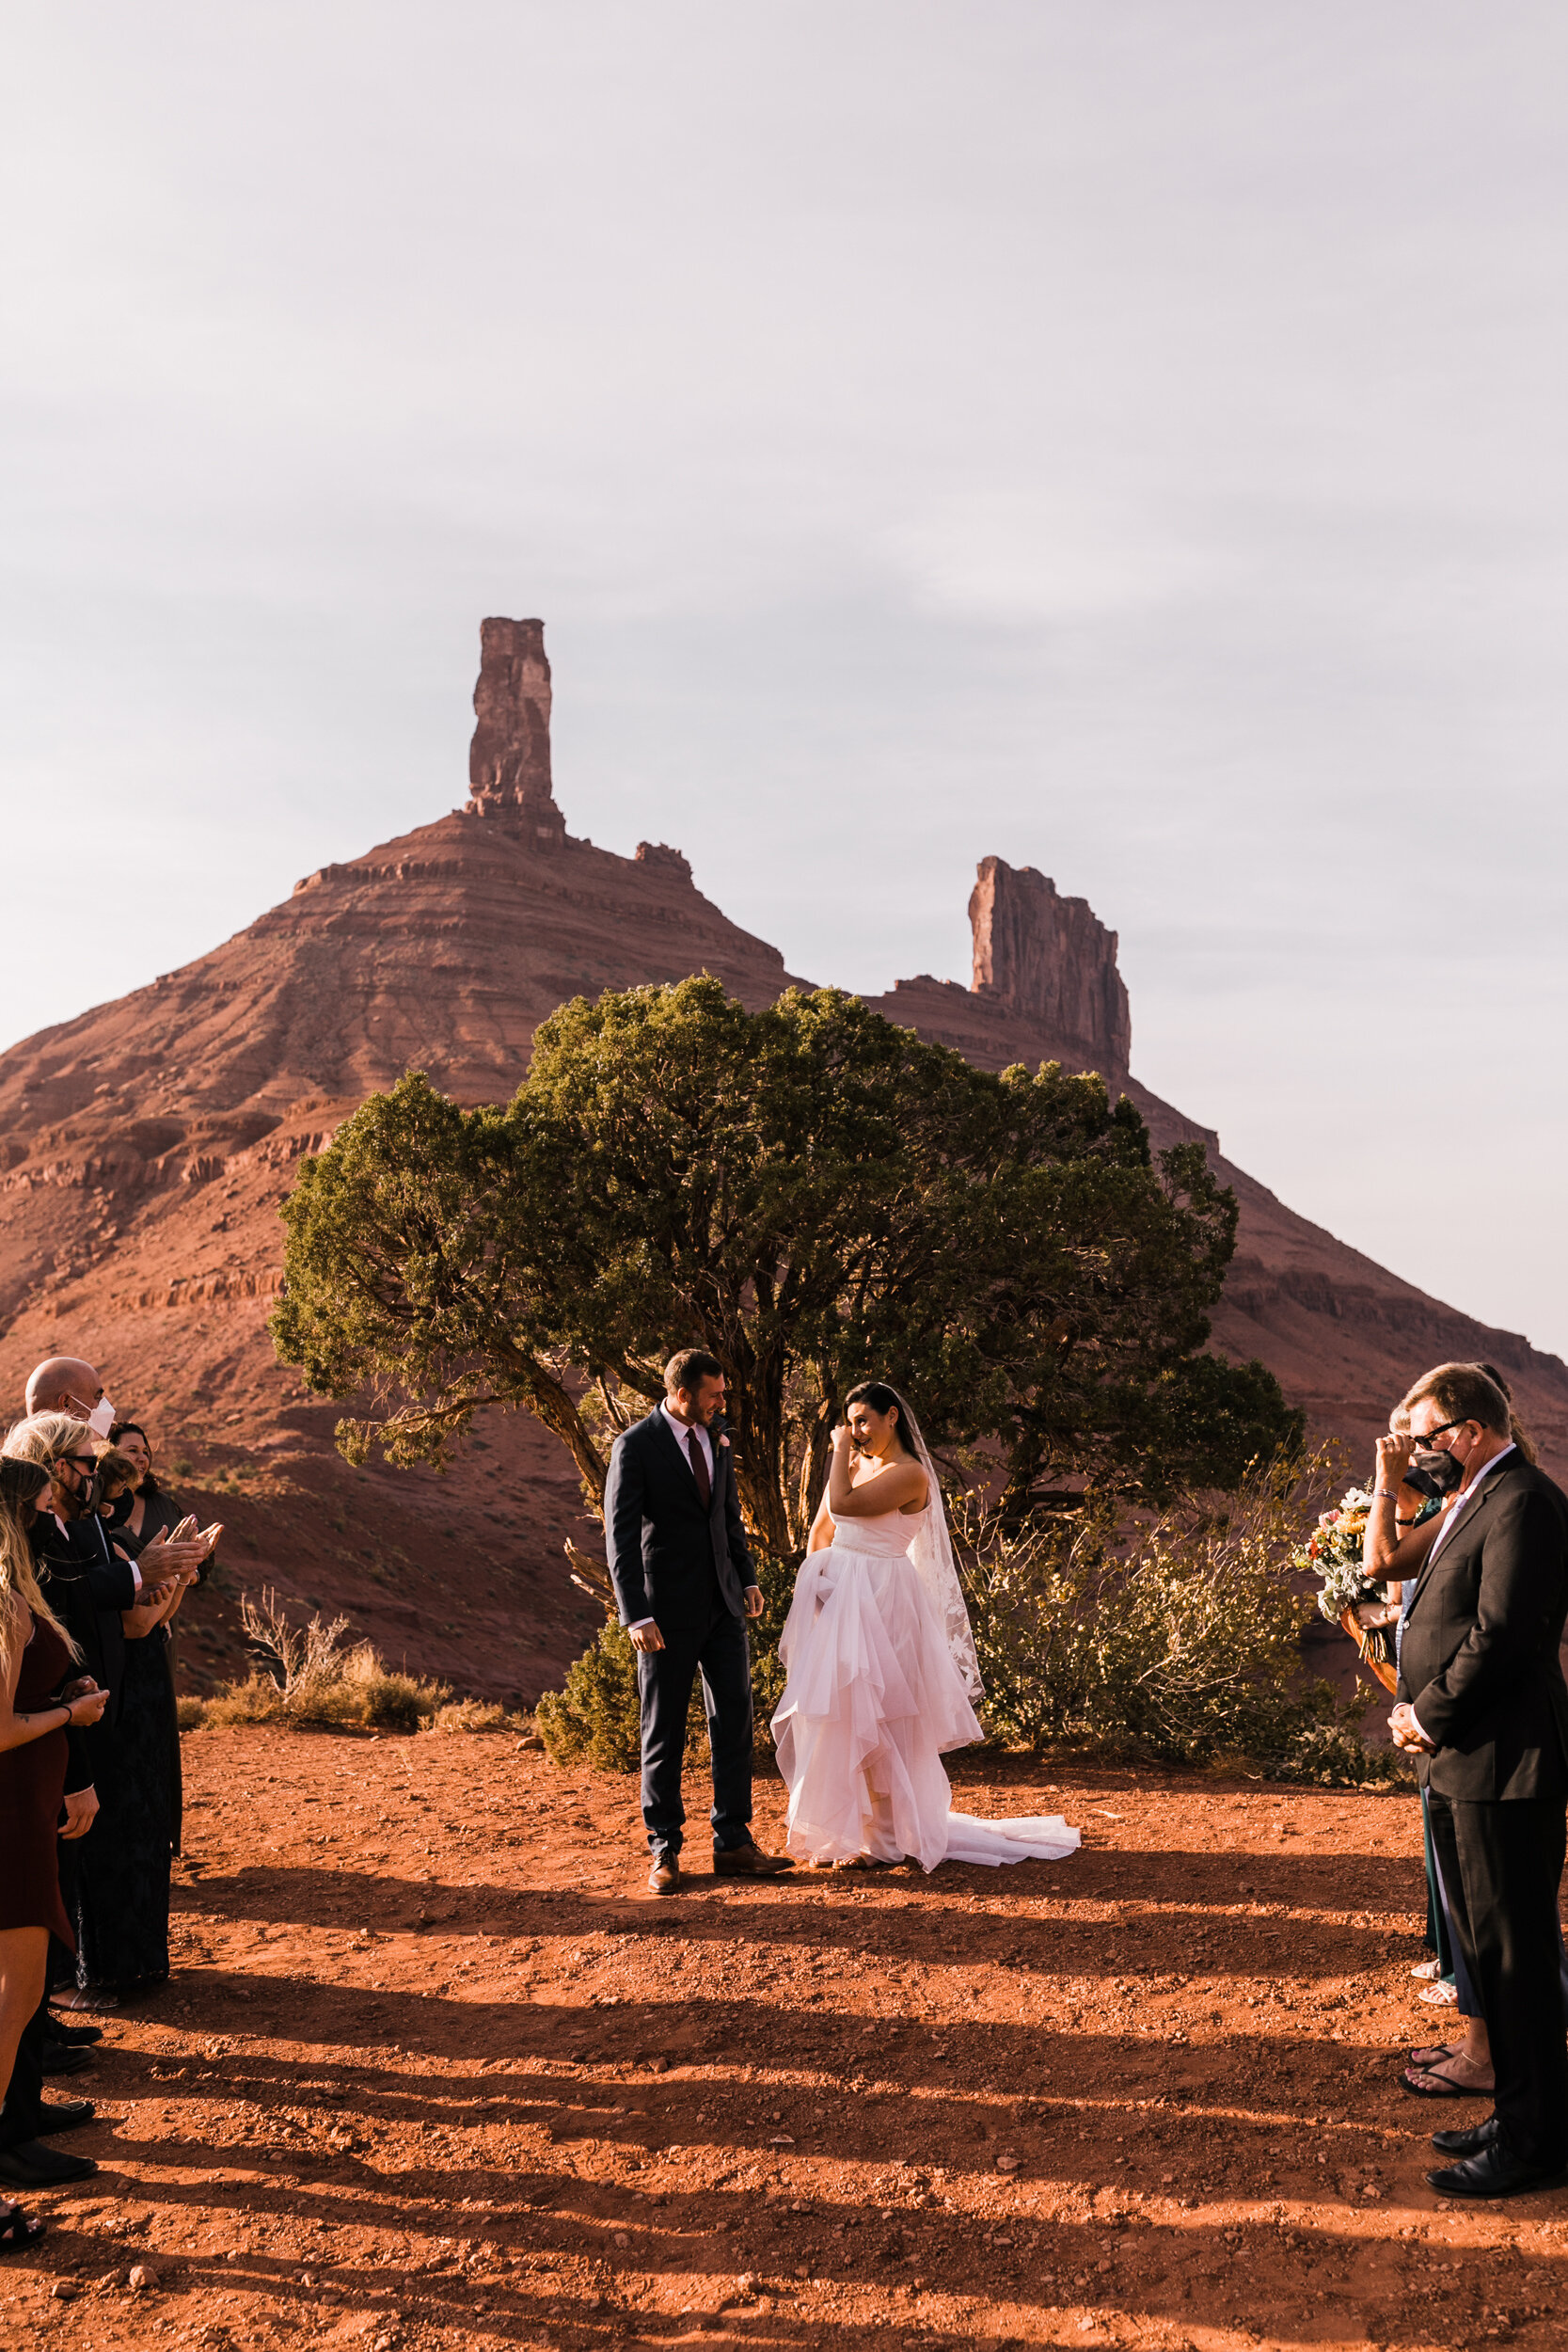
[770,1540,1080,1873]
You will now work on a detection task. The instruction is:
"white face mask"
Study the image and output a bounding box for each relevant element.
[86,1395,115,1440]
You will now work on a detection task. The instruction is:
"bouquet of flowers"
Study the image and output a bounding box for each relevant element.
[1294,1486,1398,1690]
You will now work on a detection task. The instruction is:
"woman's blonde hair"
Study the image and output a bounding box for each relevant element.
[0,1457,79,1658]
[3,1411,95,1470]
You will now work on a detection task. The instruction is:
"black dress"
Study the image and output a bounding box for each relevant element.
[70,1490,188,1994]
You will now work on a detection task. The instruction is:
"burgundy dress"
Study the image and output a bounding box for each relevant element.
[0,1612,74,1945]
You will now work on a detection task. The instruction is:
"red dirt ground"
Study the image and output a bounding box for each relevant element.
[3,1731,1564,2352]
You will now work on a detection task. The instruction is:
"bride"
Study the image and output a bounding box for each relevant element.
[770,1381,1080,1872]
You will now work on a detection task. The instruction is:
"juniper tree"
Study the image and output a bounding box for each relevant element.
[271,976,1299,1549]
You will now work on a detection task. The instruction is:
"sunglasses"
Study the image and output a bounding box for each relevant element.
[1414,1419,1468,1447]
[56,1453,97,1471]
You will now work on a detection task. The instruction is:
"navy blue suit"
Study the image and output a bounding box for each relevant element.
[604,1408,756,1859]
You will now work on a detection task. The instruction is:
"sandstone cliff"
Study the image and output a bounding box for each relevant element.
[1,618,1561,1704]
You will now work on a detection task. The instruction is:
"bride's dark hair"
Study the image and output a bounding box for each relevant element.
[845,1380,920,1458]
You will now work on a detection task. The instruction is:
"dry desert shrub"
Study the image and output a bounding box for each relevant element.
[430,1696,520,1733]
[180,1587,450,1733]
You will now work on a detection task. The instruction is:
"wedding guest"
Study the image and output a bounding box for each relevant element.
[1388,1361,1568,2198]
[67,1425,216,2006]
[0,1459,109,2217]
[23,1358,117,1438]
[102,1424,197,1555]
[103,1419,205,1702]
[1351,1411,1491,2092]
[1,1416,212,2019]
[2,1417,136,1735]
[92,1451,141,1518]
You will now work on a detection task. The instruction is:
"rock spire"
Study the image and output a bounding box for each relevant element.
[466,616,566,844]
[968,855,1132,1082]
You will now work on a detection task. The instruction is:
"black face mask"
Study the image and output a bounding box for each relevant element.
[58,1466,103,1518]
[1406,1448,1466,1500]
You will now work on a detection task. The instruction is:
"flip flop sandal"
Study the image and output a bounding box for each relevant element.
[1410,1958,1443,1980]
[833,1853,899,1871]
[1418,1981,1459,2006]
[1399,2058,1494,2098]
[1408,2042,1462,2069]
[0,2203,46,2251]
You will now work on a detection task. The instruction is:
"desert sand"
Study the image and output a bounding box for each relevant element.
[3,1726,1562,2351]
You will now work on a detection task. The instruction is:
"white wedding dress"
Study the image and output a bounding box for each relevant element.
[770,1484,1081,1874]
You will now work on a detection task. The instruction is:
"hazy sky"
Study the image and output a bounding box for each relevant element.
[5,5,1566,1355]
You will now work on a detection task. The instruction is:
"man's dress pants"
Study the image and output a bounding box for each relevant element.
[638,1594,752,1859]
[1427,1789,1568,2169]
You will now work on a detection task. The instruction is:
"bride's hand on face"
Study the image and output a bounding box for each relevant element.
[831,1423,853,1452]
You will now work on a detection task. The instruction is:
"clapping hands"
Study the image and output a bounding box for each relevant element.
[139,1517,223,1585]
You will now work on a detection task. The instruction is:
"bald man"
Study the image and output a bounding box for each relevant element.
[24,1358,115,1437]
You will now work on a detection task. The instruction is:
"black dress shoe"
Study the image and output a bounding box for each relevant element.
[1432,2114,1501,2157]
[1425,2139,1568,2198]
[36,2100,95,2135]
[40,2042,92,2077]
[45,2015,103,2046]
[712,1839,795,1877]
[0,2141,99,2187]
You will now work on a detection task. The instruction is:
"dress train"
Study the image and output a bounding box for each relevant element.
[770,1510,1080,1873]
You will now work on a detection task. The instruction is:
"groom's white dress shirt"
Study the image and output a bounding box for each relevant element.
[626,1405,716,1633]
[663,1401,714,1484]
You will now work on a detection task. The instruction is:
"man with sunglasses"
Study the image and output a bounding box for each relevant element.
[1390,1361,1568,2198]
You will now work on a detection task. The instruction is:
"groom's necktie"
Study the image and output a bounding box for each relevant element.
[687,1431,711,1508]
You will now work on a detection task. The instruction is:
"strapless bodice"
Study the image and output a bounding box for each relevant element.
[827,1506,926,1559]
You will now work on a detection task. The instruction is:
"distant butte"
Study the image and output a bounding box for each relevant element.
[1,617,1563,1704]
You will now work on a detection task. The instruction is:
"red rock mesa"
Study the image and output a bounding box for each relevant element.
[0,619,1562,1700]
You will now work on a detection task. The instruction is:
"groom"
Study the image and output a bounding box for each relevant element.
[605,1349,794,1895]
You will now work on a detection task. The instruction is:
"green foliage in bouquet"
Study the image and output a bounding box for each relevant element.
[957,1452,1354,1765]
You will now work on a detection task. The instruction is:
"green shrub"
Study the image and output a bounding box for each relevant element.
[957,1451,1357,1766]
[536,1614,648,1771]
[1262,1720,1413,1788]
[533,1464,1364,1779]
[537,1550,798,1773]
